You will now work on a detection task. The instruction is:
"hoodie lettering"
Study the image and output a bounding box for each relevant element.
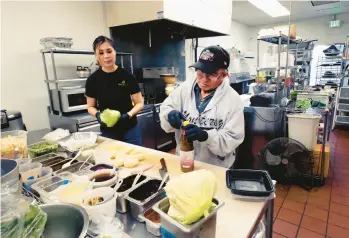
[181,111,224,129]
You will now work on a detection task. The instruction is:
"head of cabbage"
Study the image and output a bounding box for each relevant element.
[100,109,121,127]
[164,169,217,225]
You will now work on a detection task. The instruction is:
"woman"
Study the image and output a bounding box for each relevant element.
[85,35,144,145]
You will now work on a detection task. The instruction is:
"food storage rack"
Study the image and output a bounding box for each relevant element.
[41,48,134,116]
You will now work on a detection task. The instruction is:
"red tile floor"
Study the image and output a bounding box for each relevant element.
[168,129,349,237]
[273,129,349,238]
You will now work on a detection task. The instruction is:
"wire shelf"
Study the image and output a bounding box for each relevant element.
[316,56,343,85]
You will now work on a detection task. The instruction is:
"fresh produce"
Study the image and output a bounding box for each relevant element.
[1,135,27,159]
[164,169,217,225]
[28,141,58,158]
[100,109,121,127]
[1,201,47,238]
[296,98,312,109]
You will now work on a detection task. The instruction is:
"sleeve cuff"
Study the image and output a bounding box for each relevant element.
[203,129,217,145]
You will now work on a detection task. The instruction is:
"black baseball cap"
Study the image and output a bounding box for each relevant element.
[189,45,230,74]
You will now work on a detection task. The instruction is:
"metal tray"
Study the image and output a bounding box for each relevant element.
[125,179,166,222]
[138,208,161,237]
[153,197,224,238]
[54,161,93,175]
[114,174,149,213]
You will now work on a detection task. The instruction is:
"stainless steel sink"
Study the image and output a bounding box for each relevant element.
[40,203,89,238]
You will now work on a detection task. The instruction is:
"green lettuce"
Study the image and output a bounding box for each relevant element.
[164,169,217,225]
[100,109,121,127]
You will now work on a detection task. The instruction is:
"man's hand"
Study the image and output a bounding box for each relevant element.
[168,110,185,129]
[183,124,208,142]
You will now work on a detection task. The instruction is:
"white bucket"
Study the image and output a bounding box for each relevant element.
[287,113,321,150]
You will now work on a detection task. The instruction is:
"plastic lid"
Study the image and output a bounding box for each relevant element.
[287,113,321,119]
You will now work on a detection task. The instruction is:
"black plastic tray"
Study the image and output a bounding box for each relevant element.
[226,169,274,197]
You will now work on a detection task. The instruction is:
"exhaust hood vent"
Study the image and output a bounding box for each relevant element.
[311,1,339,6]
[110,19,227,39]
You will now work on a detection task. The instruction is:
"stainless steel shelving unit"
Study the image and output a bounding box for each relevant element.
[257,33,300,101]
[41,48,134,116]
[315,56,343,86]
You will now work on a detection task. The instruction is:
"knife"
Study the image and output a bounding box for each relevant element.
[159,158,170,182]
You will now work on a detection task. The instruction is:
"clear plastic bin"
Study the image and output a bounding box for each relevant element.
[23,167,53,189]
[1,130,28,159]
[31,172,78,203]
[28,141,58,158]
[19,162,43,181]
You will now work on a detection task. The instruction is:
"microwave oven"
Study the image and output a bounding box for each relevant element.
[51,88,87,113]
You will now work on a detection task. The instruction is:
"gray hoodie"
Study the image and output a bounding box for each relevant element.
[160,77,245,168]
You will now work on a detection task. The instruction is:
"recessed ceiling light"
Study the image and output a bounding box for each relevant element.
[248,0,290,17]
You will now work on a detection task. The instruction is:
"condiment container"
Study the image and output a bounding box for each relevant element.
[32,154,69,171]
[82,187,117,223]
[139,208,161,237]
[51,178,90,205]
[114,174,148,213]
[88,169,118,188]
[31,172,76,203]
[126,179,166,222]
[31,153,63,163]
[28,140,58,158]
[152,197,224,238]
[23,167,53,190]
[19,162,43,181]
[90,163,113,171]
[54,161,93,176]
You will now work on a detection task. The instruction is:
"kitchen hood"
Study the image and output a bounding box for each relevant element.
[105,1,232,39]
[110,19,227,40]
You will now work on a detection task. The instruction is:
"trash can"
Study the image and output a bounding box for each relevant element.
[287,113,321,150]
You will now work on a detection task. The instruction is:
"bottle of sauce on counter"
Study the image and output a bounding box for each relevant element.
[180,121,194,172]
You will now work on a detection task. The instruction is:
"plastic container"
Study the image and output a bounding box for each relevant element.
[15,157,32,166]
[19,162,43,181]
[22,167,53,189]
[1,130,28,159]
[54,161,93,175]
[287,113,321,150]
[82,187,117,223]
[31,172,76,203]
[28,141,58,158]
[226,169,274,197]
[88,169,118,188]
[51,178,91,205]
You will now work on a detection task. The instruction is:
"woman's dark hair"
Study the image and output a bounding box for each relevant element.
[92,35,115,52]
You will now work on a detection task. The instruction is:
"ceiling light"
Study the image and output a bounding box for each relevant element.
[248,0,290,17]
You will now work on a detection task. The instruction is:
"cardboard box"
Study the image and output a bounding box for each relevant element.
[312,144,330,177]
[274,24,296,39]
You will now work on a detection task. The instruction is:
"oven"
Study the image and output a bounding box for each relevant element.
[51,88,87,113]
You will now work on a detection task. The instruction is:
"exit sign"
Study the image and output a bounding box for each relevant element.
[329,20,341,28]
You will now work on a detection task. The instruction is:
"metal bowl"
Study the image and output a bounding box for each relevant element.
[40,203,89,238]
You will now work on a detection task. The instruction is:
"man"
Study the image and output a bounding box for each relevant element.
[160,45,245,168]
